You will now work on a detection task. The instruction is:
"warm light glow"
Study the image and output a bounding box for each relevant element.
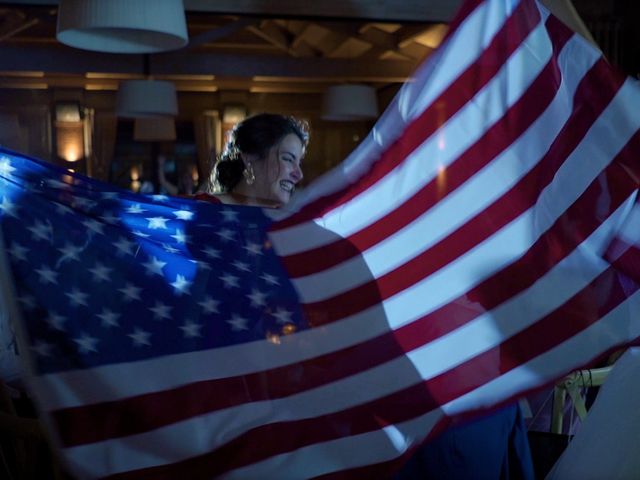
[67,168,75,173]
[64,147,80,162]
[56,121,85,162]
[282,324,296,335]
[130,166,140,181]
[131,180,141,192]
[191,165,199,183]
[266,333,281,345]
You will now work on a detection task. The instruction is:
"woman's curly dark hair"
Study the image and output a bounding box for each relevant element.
[207,113,309,193]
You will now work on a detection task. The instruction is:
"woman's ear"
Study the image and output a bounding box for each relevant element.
[239,152,257,167]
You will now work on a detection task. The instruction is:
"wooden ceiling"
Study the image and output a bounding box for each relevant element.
[0,0,636,95]
[0,0,454,94]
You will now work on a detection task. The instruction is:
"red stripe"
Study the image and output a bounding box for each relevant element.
[302,56,625,325]
[271,0,541,232]
[283,15,573,278]
[52,127,638,449]
[102,255,639,480]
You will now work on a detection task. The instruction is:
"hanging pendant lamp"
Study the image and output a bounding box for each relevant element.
[56,0,188,53]
[116,79,178,118]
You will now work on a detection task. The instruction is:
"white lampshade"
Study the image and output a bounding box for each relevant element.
[116,80,178,118]
[321,84,379,121]
[134,117,176,141]
[56,0,188,54]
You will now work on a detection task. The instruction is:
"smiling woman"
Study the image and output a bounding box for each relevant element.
[202,113,309,208]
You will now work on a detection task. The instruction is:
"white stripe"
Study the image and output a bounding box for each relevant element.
[57,204,627,478]
[616,196,640,246]
[271,11,553,256]
[443,288,640,416]
[270,0,516,221]
[220,410,443,480]
[290,33,597,303]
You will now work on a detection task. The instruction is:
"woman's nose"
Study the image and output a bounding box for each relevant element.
[290,164,303,183]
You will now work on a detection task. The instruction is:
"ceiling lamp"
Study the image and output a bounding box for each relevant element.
[56,0,188,54]
[134,117,177,142]
[116,80,178,118]
[321,84,379,121]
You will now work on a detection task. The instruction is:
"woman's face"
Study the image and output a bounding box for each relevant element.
[246,133,304,206]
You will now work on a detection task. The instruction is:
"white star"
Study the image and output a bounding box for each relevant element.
[8,242,28,262]
[55,203,74,216]
[216,228,235,242]
[220,209,239,222]
[96,308,120,328]
[170,274,191,295]
[46,312,66,331]
[18,294,37,310]
[0,197,18,218]
[100,211,119,224]
[247,288,268,308]
[132,230,150,238]
[170,229,188,244]
[173,210,194,220]
[114,237,137,256]
[243,241,263,256]
[125,203,146,214]
[72,196,96,210]
[198,295,219,314]
[272,307,293,325]
[163,243,180,254]
[227,314,249,331]
[35,265,58,285]
[190,259,212,271]
[232,260,251,272]
[219,273,239,289]
[74,334,99,354]
[261,272,280,286]
[89,262,112,282]
[66,287,89,307]
[146,216,169,230]
[82,218,105,235]
[31,340,53,357]
[152,194,169,202]
[28,219,52,242]
[119,282,142,302]
[179,320,203,338]
[128,328,151,347]
[100,192,119,200]
[142,256,166,276]
[149,301,172,320]
[57,242,83,263]
[0,157,16,176]
[202,246,220,259]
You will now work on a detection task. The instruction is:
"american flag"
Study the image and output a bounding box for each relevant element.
[1,0,640,478]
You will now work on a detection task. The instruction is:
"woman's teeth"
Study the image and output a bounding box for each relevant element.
[280,181,293,192]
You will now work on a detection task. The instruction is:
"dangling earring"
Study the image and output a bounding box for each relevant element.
[243,162,255,185]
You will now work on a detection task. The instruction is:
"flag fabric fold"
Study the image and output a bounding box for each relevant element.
[1,0,640,478]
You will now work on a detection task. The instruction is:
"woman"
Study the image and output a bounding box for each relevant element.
[196,113,308,208]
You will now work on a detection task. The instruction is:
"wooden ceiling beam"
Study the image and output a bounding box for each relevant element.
[0,44,418,80]
[183,0,462,23]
